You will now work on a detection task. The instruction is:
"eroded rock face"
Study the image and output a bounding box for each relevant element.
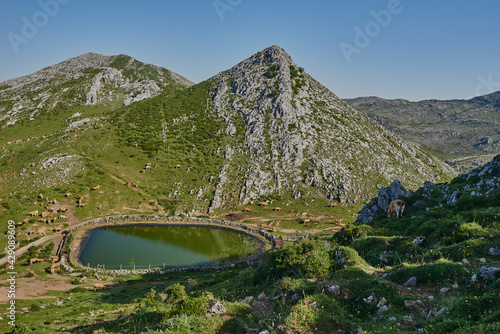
[206,46,454,211]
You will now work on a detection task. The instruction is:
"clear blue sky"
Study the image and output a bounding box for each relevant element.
[1,0,499,101]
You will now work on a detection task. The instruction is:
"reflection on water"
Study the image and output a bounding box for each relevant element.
[79,225,261,269]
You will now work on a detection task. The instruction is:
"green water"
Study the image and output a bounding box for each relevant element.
[78,225,262,269]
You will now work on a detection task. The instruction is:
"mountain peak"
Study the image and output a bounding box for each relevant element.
[202,47,455,209]
[254,45,294,65]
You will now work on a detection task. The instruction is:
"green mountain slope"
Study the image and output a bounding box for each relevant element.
[110,45,455,212]
[0,46,456,224]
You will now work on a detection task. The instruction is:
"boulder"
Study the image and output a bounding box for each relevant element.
[363,292,376,304]
[207,300,226,316]
[377,305,388,315]
[404,300,416,308]
[326,284,341,295]
[480,266,500,280]
[357,180,410,223]
[488,247,500,256]
[257,292,267,300]
[403,277,417,287]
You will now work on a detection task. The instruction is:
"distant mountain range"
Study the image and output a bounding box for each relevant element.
[345,93,500,171]
[0,46,455,215]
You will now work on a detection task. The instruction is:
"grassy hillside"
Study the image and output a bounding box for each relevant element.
[1,157,498,333]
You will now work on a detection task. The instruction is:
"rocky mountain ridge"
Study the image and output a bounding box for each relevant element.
[183,46,456,209]
[0,53,193,127]
[345,94,500,170]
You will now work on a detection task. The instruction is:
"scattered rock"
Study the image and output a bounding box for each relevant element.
[436,307,448,316]
[258,331,270,334]
[471,274,478,284]
[291,293,300,304]
[377,297,387,307]
[480,266,500,280]
[415,300,425,308]
[258,292,267,300]
[363,292,377,304]
[402,317,413,325]
[428,296,434,301]
[440,288,450,293]
[452,283,459,289]
[479,258,487,263]
[412,236,428,245]
[327,284,341,295]
[207,300,226,316]
[240,296,254,304]
[378,306,388,315]
[488,247,500,256]
[403,277,417,287]
[388,317,397,321]
[404,300,416,308]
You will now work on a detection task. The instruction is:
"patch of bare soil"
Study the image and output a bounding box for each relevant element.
[0,273,76,303]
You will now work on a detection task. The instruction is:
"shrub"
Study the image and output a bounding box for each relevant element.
[163,283,188,304]
[303,249,331,278]
[172,297,209,316]
[454,222,485,243]
[27,245,40,258]
[332,224,373,245]
[30,303,41,312]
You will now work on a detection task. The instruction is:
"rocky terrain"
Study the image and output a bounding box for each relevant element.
[186,46,456,209]
[0,53,193,127]
[345,93,500,171]
[0,46,457,219]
